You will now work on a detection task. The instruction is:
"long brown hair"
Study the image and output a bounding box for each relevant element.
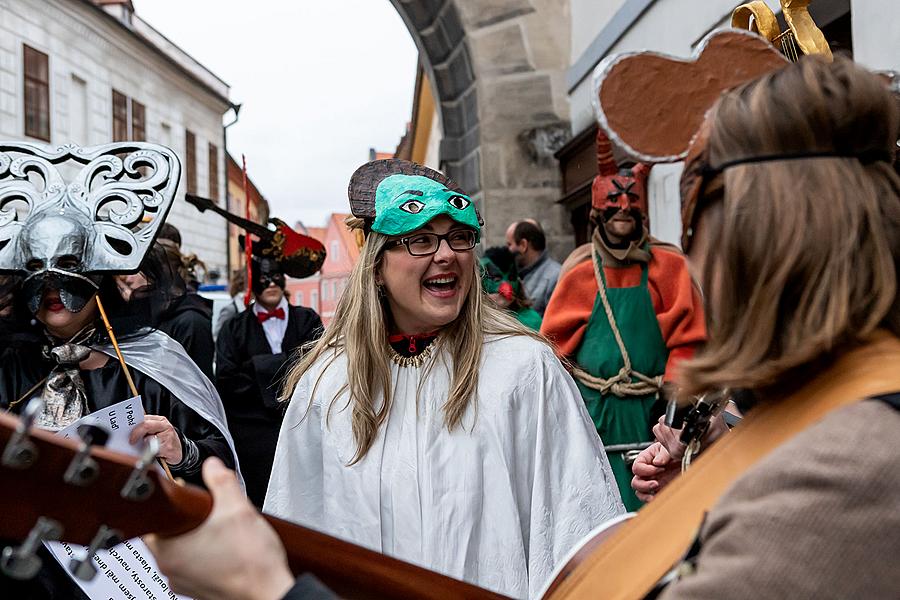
[280,217,546,463]
[680,57,900,399]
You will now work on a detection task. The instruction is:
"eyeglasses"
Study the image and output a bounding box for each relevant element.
[384,229,477,256]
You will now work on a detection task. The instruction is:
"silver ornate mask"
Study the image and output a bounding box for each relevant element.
[0,141,180,313]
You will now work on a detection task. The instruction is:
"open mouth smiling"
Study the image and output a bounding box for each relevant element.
[422,273,458,295]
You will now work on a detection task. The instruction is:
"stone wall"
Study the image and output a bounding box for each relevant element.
[391,0,575,260]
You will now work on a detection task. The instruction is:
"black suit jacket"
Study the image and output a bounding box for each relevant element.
[216,304,323,411]
[214,303,322,506]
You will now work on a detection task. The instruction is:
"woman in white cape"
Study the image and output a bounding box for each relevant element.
[263,159,623,599]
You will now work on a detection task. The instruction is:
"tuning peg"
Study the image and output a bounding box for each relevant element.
[1,398,43,470]
[120,435,159,501]
[63,424,111,487]
[69,524,121,581]
[0,516,63,580]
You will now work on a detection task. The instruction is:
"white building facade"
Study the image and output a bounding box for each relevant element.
[561,0,899,246]
[0,0,232,280]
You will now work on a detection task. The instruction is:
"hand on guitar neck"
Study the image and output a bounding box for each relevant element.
[145,458,295,600]
[631,414,730,502]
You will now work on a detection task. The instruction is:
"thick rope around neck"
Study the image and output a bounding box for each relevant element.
[569,250,663,397]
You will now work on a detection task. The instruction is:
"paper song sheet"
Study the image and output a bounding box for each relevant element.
[45,396,190,600]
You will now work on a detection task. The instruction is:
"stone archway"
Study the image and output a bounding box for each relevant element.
[390,0,574,256]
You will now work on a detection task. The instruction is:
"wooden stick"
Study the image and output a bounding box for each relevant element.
[95,296,138,397]
[95,295,175,482]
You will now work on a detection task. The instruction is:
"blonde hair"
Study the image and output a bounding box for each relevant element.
[281,217,547,463]
[680,57,900,399]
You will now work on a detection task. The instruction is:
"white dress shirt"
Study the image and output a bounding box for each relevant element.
[253,296,289,354]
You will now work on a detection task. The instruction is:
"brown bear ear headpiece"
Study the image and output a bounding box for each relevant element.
[591,29,790,247]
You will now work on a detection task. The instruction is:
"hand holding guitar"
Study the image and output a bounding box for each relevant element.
[146,458,295,600]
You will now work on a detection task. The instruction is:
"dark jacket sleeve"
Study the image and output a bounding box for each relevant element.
[284,308,324,356]
[136,372,236,487]
[166,310,215,381]
[281,574,339,600]
[215,316,259,408]
[251,352,291,409]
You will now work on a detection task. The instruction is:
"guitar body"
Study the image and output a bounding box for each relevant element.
[540,514,634,599]
[0,411,505,599]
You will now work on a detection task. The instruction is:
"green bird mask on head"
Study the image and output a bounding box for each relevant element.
[373,174,481,238]
[348,159,483,238]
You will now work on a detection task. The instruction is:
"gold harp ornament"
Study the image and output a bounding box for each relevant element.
[732,0,833,62]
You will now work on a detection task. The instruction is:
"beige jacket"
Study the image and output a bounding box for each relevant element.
[659,398,900,599]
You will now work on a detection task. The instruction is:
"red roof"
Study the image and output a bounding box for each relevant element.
[307,226,327,242]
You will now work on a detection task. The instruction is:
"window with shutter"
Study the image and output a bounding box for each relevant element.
[131,100,145,141]
[208,142,219,202]
[185,129,197,194]
[112,90,128,142]
[23,45,50,141]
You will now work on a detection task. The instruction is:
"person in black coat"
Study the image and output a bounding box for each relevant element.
[0,278,238,600]
[116,241,216,380]
[216,256,323,507]
[159,291,215,380]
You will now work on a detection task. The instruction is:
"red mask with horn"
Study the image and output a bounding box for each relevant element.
[590,129,650,221]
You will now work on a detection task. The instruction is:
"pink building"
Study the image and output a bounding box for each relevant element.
[286,214,359,326]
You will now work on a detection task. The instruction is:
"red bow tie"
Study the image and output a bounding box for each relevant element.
[257,307,285,323]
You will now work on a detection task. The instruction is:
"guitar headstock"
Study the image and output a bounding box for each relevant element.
[0,403,211,578]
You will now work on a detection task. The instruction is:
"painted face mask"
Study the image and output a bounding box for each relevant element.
[0,141,181,312]
[372,174,482,238]
[250,257,286,296]
[591,129,650,221]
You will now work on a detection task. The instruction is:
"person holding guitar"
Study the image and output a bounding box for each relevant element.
[0,141,243,599]
[149,44,900,600]
[590,41,900,598]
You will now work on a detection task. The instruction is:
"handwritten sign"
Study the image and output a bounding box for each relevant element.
[46,397,190,600]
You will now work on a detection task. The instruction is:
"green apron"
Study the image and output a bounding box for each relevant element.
[574,256,668,511]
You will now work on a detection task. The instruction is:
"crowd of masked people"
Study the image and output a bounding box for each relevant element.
[2,49,899,600]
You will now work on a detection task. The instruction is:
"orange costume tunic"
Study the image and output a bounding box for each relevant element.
[542,243,706,382]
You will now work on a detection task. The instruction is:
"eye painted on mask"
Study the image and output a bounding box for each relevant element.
[399,199,426,214]
[447,195,470,210]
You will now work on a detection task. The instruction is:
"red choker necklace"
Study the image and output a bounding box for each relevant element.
[388,331,438,355]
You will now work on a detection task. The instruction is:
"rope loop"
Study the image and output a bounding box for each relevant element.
[568,250,664,398]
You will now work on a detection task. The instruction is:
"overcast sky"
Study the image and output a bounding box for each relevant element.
[136,1,419,228]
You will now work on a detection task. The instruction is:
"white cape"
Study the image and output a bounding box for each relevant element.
[264,335,623,599]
